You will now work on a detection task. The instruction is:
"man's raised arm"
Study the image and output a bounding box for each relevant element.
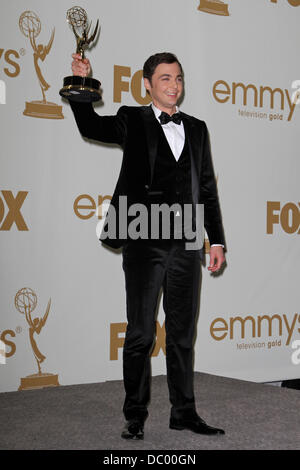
[67,53,127,146]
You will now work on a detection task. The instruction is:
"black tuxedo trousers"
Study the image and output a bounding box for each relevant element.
[122,239,201,421]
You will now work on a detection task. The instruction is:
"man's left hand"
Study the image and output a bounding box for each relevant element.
[208,246,225,273]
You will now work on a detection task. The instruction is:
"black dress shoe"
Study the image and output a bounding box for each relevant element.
[121,418,144,440]
[169,415,225,435]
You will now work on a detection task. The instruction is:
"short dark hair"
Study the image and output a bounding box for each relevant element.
[143,52,183,84]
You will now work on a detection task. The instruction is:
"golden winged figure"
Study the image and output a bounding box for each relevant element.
[29,28,55,102]
[25,298,51,374]
[72,20,99,59]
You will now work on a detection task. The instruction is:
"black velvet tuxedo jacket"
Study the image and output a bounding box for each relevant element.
[70,101,225,250]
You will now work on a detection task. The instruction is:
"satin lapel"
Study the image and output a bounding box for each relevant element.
[140,106,160,186]
[182,114,201,205]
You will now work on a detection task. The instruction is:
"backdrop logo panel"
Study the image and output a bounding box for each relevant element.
[267,201,300,234]
[0,190,28,231]
[114,65,151,105]
[19,10,63,119]
[110,321,166,360]
[213,80,298,122]
[1,0,300,391]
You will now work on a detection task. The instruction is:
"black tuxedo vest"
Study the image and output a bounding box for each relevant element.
[146,126,195,240]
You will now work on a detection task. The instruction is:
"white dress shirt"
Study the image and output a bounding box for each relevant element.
[151,103,224,249]
[151,103,184,161]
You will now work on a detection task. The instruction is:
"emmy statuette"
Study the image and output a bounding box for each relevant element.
[59,6,101,102]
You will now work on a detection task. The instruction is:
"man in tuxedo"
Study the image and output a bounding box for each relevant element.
[69,52,226,439]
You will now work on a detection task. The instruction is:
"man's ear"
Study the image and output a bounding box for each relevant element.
[144,78,151,95]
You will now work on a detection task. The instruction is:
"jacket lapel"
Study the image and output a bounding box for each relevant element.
[140,105,160,186]
[181,113,201,206]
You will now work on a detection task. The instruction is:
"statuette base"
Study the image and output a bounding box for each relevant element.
[23,101,64,119]
[198,0,229,16]
[60,75,101,102]
[18,372,60,391]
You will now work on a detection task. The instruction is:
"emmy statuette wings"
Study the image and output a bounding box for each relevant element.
[59,6,101,102]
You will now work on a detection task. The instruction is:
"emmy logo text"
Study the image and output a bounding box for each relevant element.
[0,46,23,104]
[73,194,112,220]
[0,48,20,77]
[213,80,298,122]
[210,312,300,346]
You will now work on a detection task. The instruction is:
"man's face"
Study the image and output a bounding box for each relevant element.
[144,62,183,114]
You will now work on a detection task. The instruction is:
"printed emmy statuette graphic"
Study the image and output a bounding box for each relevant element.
[198,0,229,16]
[19,10,63,119]
[15,287,60,391]
[59,6,101,102]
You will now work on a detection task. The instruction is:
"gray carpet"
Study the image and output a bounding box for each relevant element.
[1,372,300,450]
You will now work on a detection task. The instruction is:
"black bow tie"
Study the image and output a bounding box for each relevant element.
[158,111,182,125]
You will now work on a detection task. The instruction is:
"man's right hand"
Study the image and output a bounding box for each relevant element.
[71,53,91,77]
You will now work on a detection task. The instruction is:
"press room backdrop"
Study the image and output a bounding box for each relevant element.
[1,0,299,392]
